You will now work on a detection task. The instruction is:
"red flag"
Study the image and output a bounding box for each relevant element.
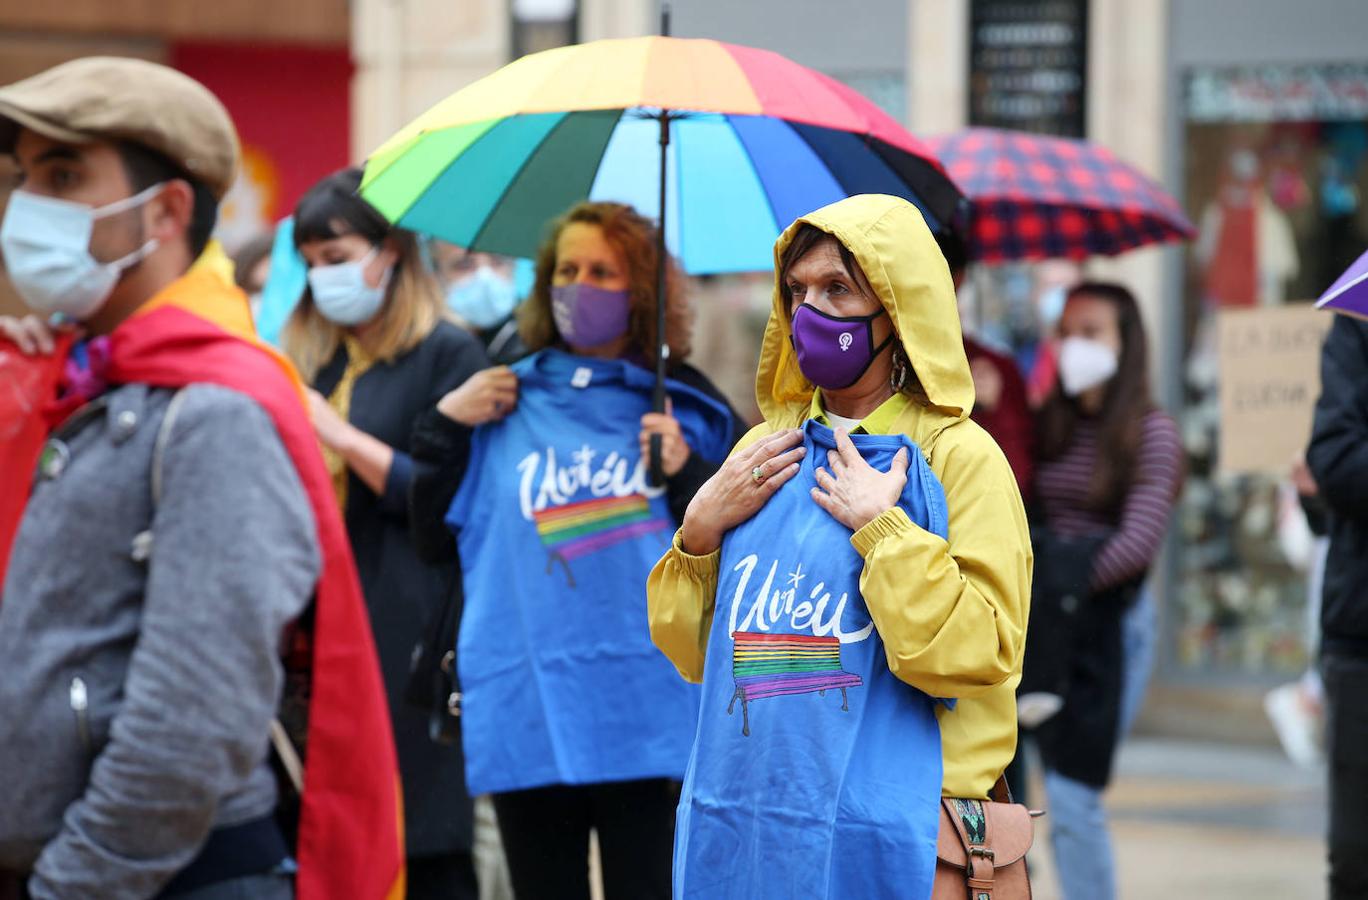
[0,332,71,577]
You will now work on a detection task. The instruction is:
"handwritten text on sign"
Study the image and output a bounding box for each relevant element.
[1218,304,1332,474]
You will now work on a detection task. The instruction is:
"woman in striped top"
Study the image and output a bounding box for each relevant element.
[1031,281,1183,900]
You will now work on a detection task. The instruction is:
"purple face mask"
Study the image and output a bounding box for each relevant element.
[790,303,895,389]
[551,283,632,348]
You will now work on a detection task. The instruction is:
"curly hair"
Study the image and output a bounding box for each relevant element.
[518,201,692,365]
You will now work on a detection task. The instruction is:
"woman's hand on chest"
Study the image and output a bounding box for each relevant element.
[811,428,909,532]
[680,428,807,555]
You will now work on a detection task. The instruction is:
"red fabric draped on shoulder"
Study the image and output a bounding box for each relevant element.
[0,331,72,578]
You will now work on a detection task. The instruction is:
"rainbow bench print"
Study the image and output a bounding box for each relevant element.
[727,631,863,736]
[531,494,669,587]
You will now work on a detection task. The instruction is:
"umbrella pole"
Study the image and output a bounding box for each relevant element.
[648,3,673,487]
[649,107,671,487]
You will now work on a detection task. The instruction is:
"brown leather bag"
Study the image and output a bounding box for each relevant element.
[931,779,1036,900]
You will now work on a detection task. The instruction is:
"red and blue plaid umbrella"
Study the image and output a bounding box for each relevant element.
[924,128,1195,262]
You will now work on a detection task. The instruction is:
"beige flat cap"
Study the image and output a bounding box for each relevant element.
[0,56,241,200]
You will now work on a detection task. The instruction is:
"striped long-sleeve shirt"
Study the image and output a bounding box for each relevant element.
[1035,409,1183,592]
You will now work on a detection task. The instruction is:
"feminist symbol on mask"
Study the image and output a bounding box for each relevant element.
[838,332,853,351]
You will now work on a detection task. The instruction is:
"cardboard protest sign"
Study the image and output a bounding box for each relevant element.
[1218,304,1332,474]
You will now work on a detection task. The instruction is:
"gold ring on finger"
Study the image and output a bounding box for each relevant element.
[751,465,766,484]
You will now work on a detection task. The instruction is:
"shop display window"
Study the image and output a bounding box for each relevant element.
[1175,63,1368,674]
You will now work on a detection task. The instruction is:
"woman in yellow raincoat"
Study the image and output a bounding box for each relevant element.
[647,194,1032,899]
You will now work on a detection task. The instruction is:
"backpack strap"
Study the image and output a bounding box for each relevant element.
[130,388,190,563]
[150,387,189,508]
[144,386,303,794]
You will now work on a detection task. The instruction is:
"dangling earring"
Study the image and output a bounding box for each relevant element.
[891,347,909,393]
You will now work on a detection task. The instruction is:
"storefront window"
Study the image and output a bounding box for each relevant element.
[1176,63,1368,675]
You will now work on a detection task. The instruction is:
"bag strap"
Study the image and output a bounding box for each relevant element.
[149,387,189,508]
[149,388,303,795]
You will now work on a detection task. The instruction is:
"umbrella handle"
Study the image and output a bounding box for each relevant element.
[649,358,667,486]
[649,433,665,486]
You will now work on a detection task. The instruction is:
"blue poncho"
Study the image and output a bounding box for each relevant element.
[448,349,732,795]
[674,419,949,900]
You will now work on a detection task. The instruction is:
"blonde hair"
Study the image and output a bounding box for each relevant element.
[518,201,692,365]
[280,167,447,381]
[283,234,446,381]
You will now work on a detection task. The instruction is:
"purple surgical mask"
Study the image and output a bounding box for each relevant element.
[551,283,632,348]
[790,303,895,389]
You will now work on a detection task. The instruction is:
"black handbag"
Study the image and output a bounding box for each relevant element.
[405,594,463,745]
[1018,528,1104,699]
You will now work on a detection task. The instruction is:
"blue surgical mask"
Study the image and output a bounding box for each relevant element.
[307,245,391,326]
[0,183,165,320]
[447,266,519,329]
[1037,285,1067,329]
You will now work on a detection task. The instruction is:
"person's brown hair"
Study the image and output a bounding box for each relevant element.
[518,201,691,365]
[281,167,446,382]
[230,232,274,293]
[777,224,876,311]
[1036,281,1155,512]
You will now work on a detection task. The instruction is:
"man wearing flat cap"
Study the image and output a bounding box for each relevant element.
[0,58,404,900]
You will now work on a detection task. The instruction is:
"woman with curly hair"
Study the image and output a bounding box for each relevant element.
[410,201,744,899]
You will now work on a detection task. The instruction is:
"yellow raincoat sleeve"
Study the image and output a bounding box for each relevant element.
[850,424,1032,699]
[647,531,722,683]
[648,424,773,682]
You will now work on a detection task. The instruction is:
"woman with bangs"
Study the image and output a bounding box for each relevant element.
[282,167,488,899]
[410,201,743,900]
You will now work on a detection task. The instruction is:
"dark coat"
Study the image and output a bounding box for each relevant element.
[315,320,490,857]
[477,316,528,366]
[1025,527,1138,789]
[1307,314,1368,658]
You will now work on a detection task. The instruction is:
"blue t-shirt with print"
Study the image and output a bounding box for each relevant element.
[674,419,948,900]
[448,349,732,795]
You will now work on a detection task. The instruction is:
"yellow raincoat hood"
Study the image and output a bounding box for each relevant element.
[756,194,975,432]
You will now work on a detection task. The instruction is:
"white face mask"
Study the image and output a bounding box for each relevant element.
[307,245,391,326]
[1057,335,1119,397]
[0,183,165,321]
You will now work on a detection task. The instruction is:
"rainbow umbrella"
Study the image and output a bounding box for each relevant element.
[358,36,962,275]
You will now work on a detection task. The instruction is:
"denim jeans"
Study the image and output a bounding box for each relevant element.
[1034,582,1145,900]
[1118,584,1156,737]
[1042,768,1115,900]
